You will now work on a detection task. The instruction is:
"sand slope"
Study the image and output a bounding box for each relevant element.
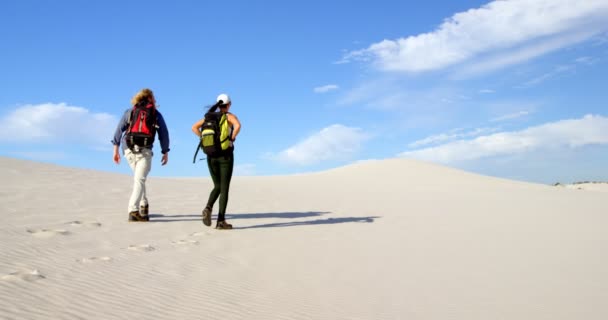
[560,182,608,193]
[1,156,607,320]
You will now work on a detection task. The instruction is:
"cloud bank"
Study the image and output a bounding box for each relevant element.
[274,124,369,166]
[343,0,608,73]
[401,115,608,163]
[0,103,117,147]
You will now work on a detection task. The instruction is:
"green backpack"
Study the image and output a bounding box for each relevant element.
[193,111,231,162]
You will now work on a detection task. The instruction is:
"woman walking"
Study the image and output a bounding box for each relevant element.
[192,93,241,229]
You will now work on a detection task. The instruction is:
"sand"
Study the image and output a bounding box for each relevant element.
[1,156,607,319]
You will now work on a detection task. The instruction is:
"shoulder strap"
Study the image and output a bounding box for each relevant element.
[150,107,158,128]
[126,107,137,129]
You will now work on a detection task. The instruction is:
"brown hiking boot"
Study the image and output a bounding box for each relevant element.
[215,220,232,230]
[140,204,149,216]
[202,206,212,227]
[129,211,149,222]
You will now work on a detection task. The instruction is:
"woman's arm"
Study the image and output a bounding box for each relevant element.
[227,113,241,141]
[191,118,205,137]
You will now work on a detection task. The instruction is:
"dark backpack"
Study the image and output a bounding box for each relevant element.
[200,111,231,157]
[125,100,157,150]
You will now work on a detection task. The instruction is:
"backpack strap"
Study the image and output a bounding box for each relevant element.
[151,106,158,129]
[193,140,202,163]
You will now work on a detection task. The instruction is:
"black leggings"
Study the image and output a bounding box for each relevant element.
[206,154,234,222]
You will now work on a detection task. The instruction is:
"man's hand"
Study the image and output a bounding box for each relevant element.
[113,146,121,164]
[161,153,169,166]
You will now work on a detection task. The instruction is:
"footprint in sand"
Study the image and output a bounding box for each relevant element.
[172,239,199,246]
[189,231,210,237]
[1,269,45,282]
[26,229,70,238]
[66,221,102,228]
[77,256,113,263]
[126,244,156,252]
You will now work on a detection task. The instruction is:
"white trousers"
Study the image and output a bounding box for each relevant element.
[125,148,152,213]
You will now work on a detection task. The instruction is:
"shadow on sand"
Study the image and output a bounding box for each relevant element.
[148,213,199,222]
[148,211,380,229]
[234,216,380,230]
[148,211,330,223]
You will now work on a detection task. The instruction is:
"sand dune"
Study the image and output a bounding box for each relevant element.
[1,156,607,319]
[559,182,608,193]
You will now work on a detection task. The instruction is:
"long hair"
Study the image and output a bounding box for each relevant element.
[207,100,225,114]
[131,88,155,107]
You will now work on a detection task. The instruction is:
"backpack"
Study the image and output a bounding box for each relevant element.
[200,111,232,157]
[125,101,157,150]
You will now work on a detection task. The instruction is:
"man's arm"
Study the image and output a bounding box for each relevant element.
[156,112,170,166]
[156,112,170,154]
[111,110,130,164]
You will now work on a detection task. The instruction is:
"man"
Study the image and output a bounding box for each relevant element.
[112,88,170,222]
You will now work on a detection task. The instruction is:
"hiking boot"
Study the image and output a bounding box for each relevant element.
[128,211,139,222]
[129,211,149,222]
[202,206,212,227]
[140,204,149,216]
[215,220,232,230]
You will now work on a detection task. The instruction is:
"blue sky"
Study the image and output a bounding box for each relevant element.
[1,0,607,184]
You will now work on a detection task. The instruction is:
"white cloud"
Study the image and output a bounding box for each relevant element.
[314,84,339,93]
[409,127,499,148]
[337,78,464,112]
[574,56,598,65]
[455,31,596,77]
[523,65,574,87]
[337,79,391,106]
[274,124,369,166]
[479,89,495,94]
[400,115,608,163]
[343,0,608,73]
[490,111,531,122]
[0,103,117,147]
[520,55,599,87]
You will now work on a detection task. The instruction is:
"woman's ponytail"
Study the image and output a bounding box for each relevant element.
[206,100,223,114]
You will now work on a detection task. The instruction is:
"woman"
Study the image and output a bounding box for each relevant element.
[112,88,170,222]
[191,93,241,229]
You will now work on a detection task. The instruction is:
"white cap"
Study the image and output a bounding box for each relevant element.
[216,93,231,106]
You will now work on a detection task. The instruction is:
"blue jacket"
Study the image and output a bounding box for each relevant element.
[112,108,170,154]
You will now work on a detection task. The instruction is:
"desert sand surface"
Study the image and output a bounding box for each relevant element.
[1,156,607,320]
[559,182,608,193]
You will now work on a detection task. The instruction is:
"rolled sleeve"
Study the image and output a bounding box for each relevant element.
[156,112,170,154]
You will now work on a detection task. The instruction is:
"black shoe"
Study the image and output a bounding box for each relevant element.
[215,220,232,230]
[140,204,149,216]
[202,206,212,227]
[129,211,149,222]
